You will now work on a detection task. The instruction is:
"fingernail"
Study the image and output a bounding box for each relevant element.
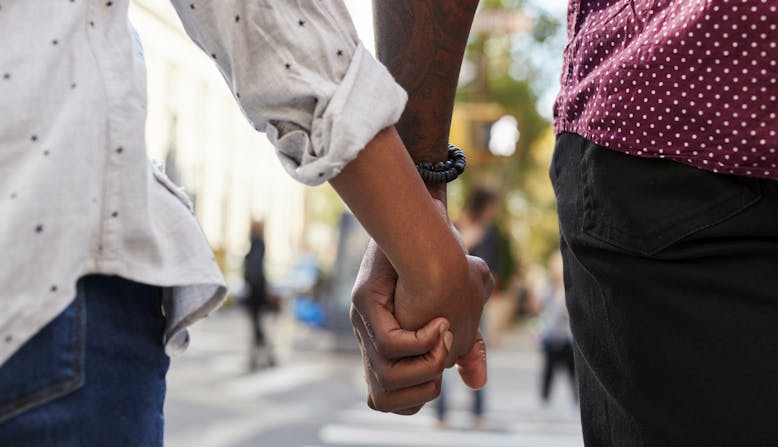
[439,322,449,335]
[443,331,454,351]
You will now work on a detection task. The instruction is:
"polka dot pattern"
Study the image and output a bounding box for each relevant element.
[0,0,226,365]
[554,0,778,179]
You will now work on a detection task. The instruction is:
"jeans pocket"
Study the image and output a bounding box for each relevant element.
[580,142,763,256]
[0,295,86,424]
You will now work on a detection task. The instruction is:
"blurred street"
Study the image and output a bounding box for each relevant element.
[164,307,582,447]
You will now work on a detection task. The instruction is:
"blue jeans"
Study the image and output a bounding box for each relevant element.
[435,375,484,421]
[0,275,169,446]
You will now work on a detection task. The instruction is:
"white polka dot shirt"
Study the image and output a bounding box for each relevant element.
[554,0,778,179]
[0,0,407,364]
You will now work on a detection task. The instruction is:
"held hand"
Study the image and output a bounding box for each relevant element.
[393,252,492,382]
[351,241,453,414]
[390,201,494,370]
[351,240,493,414]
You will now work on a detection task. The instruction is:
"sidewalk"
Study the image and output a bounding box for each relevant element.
[164,307,583,447]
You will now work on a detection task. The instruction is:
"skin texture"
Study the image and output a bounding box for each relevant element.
[330,126,493,414]
[335,2,486,414]
[373,0,479,201]
[371,0,484,357]
[351,240,490,414]
[329,128,491,362]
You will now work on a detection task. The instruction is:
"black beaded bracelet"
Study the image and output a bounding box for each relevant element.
[415,144,467,184]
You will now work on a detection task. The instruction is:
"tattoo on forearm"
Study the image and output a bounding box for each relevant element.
[373,1,479,163]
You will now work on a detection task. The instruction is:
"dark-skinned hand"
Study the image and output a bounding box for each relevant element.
[351,239,492,414]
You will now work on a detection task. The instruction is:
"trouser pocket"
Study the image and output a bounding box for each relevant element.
[561,135,763,256]
[0,295,85,424]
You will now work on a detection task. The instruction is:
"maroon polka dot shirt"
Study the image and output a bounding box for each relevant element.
[554,0,778,179]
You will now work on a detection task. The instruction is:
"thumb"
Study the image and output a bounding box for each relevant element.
[354,240,398,300]
[455,331,487,390]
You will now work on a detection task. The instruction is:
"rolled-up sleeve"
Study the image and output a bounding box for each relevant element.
[170,1,408,185]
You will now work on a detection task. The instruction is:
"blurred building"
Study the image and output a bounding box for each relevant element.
[128,1,377,284]
[129,0,306,281]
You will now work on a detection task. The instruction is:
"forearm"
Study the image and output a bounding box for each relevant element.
[373,1,479,201]
[329,127,467,287]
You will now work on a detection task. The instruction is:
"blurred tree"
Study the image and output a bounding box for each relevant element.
[453,0,565,270]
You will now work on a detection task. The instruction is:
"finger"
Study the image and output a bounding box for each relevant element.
[468,255,496,301]
[391,376,441,415]
[366,375,443,414]
[456,331,488,390]
[484,270,496,301]
[353,307,452,391]
[393,405,424,416]
[353,300,450,359]
[353,240,398,302]
[374,331,452,391]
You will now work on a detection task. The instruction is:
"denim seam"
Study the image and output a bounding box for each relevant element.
[0,296,86,424]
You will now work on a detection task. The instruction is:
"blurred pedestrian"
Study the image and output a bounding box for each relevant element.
[0,1,494,444]
[456,186,501,267]
[243,221,275,370]
[436,186,506,429]
[537,251,576,405]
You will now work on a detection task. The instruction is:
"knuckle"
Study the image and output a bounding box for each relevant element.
[349,306,360,324]
[353,328,364,348]
[373,361,391,386]
[486,272,496,291]
[351,284,369,305]
[379,371,400,391]
[477,258,491,275]
[373,336,390,357]
[371,394,391,413]
[430,380,442,399]
[417,329,438,351]
[365,357,377,376]
[398,406,422,416]
[427,351,446,373]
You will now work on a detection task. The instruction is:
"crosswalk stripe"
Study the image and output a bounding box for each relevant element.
[221,363,336,398]
[318,424,584,447]
[335,407,582,434]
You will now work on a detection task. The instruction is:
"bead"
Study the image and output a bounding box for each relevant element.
[414,143,467,185]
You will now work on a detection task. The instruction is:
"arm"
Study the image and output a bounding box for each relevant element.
[168,1,463,281]
[170,0,490,413]
[330,127,467,288]
[371,0,486,371]
[373,1,479,202]
[342,2,490,414]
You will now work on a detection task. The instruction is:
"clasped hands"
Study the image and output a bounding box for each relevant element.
[350,227,494,415]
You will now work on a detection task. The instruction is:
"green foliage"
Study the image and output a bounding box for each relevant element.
[456,3,563,272]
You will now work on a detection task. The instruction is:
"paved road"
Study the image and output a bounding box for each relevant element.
[164,308,583,447]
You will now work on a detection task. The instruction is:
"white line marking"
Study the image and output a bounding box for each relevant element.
[222,363,336,399]
[319,424,584,447]
[167,404,313,447]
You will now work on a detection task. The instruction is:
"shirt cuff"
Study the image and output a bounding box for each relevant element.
[267,42,408,186]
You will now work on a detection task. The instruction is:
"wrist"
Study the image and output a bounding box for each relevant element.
[426,184,447,204]
[394,241,468,331]
[405,231,467,295]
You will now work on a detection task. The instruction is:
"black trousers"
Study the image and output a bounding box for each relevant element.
[541,340,576,402]
[550,133,778,447]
